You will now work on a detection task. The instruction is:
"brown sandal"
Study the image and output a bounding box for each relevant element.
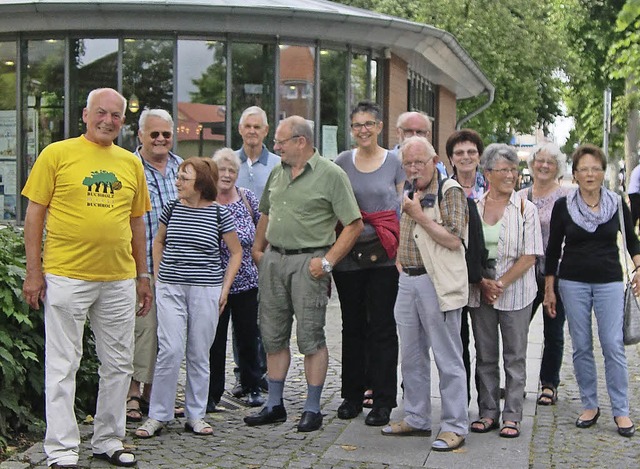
[126,396,143,423]
[537,386,557,406]
[470,417,499,433]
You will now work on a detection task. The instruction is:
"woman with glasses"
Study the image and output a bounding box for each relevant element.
[469,143,543,438]
[544,144,640,437]
[135,157,242,438]
[332,101,404,427]
[516,143,570,407]
[206,148,266,412]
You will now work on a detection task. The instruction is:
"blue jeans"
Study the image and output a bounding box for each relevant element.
[558,279,629,416]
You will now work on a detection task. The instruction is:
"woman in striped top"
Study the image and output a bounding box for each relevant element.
[136,157,242,438]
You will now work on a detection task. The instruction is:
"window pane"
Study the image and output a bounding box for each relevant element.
[23,39,65,172]
[351,53,369,107]
[0,41,17,220]
[320,49,347,157]
[70,39,118,138]
[177,39,226,157]
[230,42,275,150]
[279,45,315,121]
[122,38,174,151]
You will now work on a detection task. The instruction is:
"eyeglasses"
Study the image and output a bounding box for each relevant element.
[351,121,378,131]
[575,167,604,175]
[273,135,300,146]
[400,128,430,138]
[402,160,430,169]
[452,149,479,157]
[490,168,519,175]
[175,175,195,182]
[534,158,557,166]
[150,131,172,139]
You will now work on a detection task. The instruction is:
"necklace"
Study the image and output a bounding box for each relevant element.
[459,183,474,189]
[585,200,600,209]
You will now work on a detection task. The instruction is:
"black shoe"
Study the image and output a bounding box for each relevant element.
[244,403,287,426]
[232,381,248,398]
[614,416,636,437]
[297,411,323,432]
[365,407,391,426]
[337,399,362,420]
[247,391,265,407]
[576,408,600,428]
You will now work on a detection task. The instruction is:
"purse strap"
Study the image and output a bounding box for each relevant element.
[618,195,632,283]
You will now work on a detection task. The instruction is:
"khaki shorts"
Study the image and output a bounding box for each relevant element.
[258,247,330,355]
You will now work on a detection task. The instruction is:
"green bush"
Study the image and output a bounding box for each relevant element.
[0,226,100,452]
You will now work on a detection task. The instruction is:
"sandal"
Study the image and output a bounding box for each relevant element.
[135,418,165,438]
[431,431,465,451]
[381,420,432,437]
[537,386,557,406]
[363,389,374,409]
[92,449,136,467]
[185,418,213,435]
[470,417,499,433]
[126,396,143,423]
[174,405,185,418]
[499,421,521,438]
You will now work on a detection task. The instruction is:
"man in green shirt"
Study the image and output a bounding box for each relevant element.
[247,116,363,432]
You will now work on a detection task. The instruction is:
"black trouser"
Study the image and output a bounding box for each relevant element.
[629,193,640,231]
[332,266,399,409]
[460,306,472,404]
[530,276,566,389]
[208,288,262,404]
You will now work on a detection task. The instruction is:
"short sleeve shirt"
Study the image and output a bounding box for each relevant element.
[259,150,361,249]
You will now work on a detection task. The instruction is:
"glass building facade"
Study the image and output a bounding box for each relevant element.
[0,1,493,223]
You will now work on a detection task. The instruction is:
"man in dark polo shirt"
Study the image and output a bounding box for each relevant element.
[246,116,363,432]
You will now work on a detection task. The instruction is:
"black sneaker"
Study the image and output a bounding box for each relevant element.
[247,391,265,407]
[231,381,248,398]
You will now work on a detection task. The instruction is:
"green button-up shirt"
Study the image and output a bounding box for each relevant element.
[259,149,361,249]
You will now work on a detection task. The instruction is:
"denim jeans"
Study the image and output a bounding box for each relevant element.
[558,279,629,416]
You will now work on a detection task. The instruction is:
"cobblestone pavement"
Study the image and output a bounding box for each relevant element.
[530,329,640,469]
[3,292,640,468]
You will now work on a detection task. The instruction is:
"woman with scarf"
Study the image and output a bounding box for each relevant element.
[544,144,640,437]
[332,101,404,427]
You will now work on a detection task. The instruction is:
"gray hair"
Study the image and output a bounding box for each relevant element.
[212,147,242,172]
[480,143,519,171]
[139,109,174,130]
[396,111,431,130]
[86,88,126,115]
[239,106,268,127]
[399,135,436,161]
[527,142,566,180]
[286,116,314,145]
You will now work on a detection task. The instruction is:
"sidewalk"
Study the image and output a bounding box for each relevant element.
[2,292,639,468]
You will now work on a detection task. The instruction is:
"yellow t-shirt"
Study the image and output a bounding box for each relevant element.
[22,135,151,281]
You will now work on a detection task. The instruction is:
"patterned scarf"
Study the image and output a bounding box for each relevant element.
[566,186,617,233]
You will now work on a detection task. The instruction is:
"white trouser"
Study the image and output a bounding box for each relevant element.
[43,274,135,467]
[149,281,220,422]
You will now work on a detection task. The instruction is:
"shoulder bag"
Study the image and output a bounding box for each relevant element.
[617,195,640,345]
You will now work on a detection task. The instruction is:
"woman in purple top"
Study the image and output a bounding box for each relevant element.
[207,148,265,410]
[517,142,570,407]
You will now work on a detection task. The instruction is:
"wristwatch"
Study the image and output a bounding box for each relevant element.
[321,257,333,273]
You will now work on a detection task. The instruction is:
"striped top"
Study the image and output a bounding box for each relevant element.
[157,200,235,286]
[469,190,543,310]
[136,147,183,271]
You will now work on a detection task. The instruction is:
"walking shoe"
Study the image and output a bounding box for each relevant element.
[297,411,323,432]
[337,399,362,419]
[247,391,265,407]
[244,402,287,426]
[365,407,391,426]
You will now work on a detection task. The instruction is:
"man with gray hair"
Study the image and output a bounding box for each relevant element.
[236,105,280,199]
[396,111,448,177]
[126,108,183,422]
[381,136,468,451]
[246,116,363,432]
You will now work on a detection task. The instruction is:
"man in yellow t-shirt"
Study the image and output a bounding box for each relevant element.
[22,88,152,469]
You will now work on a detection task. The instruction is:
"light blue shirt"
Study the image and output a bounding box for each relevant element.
[135,147,183,271]
[236,144,280,200]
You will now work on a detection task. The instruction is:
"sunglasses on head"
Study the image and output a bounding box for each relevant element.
[150,131,172,139]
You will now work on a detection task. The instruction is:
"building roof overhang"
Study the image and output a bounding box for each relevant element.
[0,0,494,99]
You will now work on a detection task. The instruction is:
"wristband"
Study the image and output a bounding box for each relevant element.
[137,273,152,280]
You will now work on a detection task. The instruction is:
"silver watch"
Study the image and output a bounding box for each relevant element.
[321,257,333,273]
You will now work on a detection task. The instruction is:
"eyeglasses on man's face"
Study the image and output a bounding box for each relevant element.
[150,131,172,139]
[402,160,430,170]
[400,128,430,138]
[273,135,300,146]
[351,121,378,131]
